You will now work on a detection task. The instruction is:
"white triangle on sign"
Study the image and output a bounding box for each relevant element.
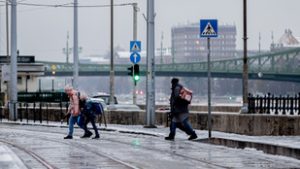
[131,43,140,51]
[201,22,217,36]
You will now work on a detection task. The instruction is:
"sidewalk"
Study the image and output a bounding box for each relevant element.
[0,143,28,169]
[1,119,300,160]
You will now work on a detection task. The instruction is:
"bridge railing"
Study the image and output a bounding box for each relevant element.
[248,93,300,115]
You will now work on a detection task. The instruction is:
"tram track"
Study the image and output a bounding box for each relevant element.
[0,139,57,169]
[0,128,140,169]
[0,125,231,169]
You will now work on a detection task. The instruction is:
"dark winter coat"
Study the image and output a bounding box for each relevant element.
[170,83,189,115]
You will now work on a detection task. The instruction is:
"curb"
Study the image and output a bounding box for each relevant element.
[198,137,300,160]
[0,121,161,137]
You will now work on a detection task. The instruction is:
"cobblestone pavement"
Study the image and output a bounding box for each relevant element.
[1,124,300,169]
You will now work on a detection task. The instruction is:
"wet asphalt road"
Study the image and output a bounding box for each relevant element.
[1,124,300,169]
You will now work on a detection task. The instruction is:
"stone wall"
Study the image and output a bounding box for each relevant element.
[1,108,300,136]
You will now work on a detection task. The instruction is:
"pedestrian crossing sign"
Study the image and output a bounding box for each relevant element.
[130,41,141,52]
[200,19,218,38]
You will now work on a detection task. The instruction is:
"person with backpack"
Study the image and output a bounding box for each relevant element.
[79,93,100,139]
[64,85,80,139]
[165,78,198,141]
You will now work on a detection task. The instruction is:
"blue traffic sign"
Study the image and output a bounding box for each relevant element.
[200,19,218,38]
[130,52,141,64]
[130,41,141,52]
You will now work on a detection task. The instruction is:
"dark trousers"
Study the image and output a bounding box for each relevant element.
[81,113,99,136]
[169,118,194,137]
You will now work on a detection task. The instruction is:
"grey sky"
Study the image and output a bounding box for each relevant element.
[0,0,299,62]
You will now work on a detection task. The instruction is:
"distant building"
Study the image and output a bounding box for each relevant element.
[171,23,237,63]
[79,54,109,64]
[0,55,44,93]
[271,29,300,51]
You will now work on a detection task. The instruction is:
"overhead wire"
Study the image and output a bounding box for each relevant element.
[0,1,136,8]
[0,1,137,14]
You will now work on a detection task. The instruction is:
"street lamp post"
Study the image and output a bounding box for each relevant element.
[73,0,79,89]
[241,0,249,113]
[109,0,115,105]
[10,0,18,120]
[132,3,138,105]
[145,0,156,127]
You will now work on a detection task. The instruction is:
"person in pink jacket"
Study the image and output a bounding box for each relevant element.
[64,85,80,139]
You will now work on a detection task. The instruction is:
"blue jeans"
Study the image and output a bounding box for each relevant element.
[169,117,194,136]
[68,115,79,136]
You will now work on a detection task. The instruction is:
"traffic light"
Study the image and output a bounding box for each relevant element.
[133,64,140,82]
[127,65,133,76]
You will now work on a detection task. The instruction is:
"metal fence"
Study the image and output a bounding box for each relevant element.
[248,93,300,115]
[0,92,106,126]
[0,92,69,123]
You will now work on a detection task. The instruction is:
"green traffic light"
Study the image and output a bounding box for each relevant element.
[134,75,140,81]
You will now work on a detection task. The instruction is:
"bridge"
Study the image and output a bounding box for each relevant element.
[38,48,300,82]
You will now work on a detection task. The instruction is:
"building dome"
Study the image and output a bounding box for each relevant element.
[278,29,299,46]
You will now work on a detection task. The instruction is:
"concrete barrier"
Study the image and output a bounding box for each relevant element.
[1,107,300,136]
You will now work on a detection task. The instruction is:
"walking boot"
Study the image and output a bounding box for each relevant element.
[164,133,175,141]
[92,135,100,139]
[81,131,93,138]
[64,135,73,139]
[188,132,198,140]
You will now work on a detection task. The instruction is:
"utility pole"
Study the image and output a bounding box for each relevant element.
[0,4,1,92]
[109,0,115,105]
[73,0,79,89]
[5,0,10,104]
[6,0,9,61]
[10,0,17,120]
[160,32,164,64]
[132,3,138,105]
[258,32,261,53]
[145,0,156,127]
[241,0,249,113]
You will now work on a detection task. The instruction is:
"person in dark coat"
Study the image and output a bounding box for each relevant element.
[165,78,198,141]
[79,93,100,139]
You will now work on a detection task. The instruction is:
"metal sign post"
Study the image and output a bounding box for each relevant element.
[200,19,218,139]
[130,41,141,104]
[207,37,212,138]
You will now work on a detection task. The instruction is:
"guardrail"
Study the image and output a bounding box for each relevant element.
[18,92,69,123]
[0,92,106,126]
[248,93,300,115]
[0,92,69,123]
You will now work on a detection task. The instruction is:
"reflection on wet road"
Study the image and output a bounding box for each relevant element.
[1,124,300,169]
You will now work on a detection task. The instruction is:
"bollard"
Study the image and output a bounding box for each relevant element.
[26,103,29,123]
[275,97,279,115]
[262,94,266,114]
[19,103,23,122]
[248,93,255,114]
[0,102,2,122]
[290,95,294,115]
[46,103,49,124]
[298,93,300,115]
[259,96,263,114]
[33,102,36,123]
[39,102,42,124]
[266,93,271,114]
[270,94,275,114]
[282,95,286,115]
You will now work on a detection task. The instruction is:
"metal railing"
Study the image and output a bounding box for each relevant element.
[248,93,300,115]
[0,92,106,126]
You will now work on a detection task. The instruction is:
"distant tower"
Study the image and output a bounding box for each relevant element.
[63,31,72,63]
[160,32,164,64]
[258,32,261,53]
[270,31,275,50]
